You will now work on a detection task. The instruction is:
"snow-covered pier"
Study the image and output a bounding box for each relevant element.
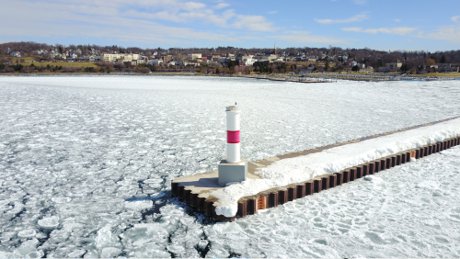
[172,117,460,221]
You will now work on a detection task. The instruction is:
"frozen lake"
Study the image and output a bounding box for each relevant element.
[1,76,460,257]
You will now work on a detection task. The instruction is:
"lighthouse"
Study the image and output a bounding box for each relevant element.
[218,103,247,186]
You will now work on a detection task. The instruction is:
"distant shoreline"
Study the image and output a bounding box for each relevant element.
[1,71,459,82]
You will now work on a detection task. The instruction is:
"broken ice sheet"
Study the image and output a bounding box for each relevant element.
[0,76,460,257]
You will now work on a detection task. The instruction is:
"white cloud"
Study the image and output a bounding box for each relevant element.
[233,15,274,32]
[0,0,278,39]
[342,26,416,35]
[119,0,273,32]
[0,0,238,47]
[215,1,230,9]
[182,1,206,10]
[125,8,231,27]
[275,31,347,45]
[0,0,283,48]
[120,0,231,26]
[342,20,460,44]
[451,16,460,23]
[314,13,368,24]
[128,7,272,32]
[422,26,460,44]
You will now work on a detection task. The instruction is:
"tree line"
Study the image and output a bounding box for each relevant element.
[1,42,459,74]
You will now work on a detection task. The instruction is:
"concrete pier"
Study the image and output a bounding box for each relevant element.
[172,135,460,221]
[171,117,460,221]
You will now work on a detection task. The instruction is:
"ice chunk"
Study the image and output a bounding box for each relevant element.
[13,239,42,257]
[167,244,185,255]
[196,240,209,251]
[0,251,14,258]
[17,229,37,239]
[67,249,86,258]
[37,216,60,230]
[100,247,122,258]
[124,199,153,211]
[95,225,120,249]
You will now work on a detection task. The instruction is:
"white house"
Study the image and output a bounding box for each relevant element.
[268,54,279,63]
[241,55,256,66]
[188,53,202,61]
[102,53,142,64]
[103,53,124,62]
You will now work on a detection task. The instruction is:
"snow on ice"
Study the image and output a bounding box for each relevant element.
[0,76,460,257]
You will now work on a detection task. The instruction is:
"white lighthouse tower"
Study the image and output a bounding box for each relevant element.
[218,103,247,186]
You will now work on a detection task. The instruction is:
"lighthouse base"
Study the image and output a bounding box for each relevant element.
[218,160,247,186]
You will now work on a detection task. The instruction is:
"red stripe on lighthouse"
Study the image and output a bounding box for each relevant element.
[227,130,240,143]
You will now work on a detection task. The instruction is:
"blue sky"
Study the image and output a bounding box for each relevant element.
[1,0,459,51]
